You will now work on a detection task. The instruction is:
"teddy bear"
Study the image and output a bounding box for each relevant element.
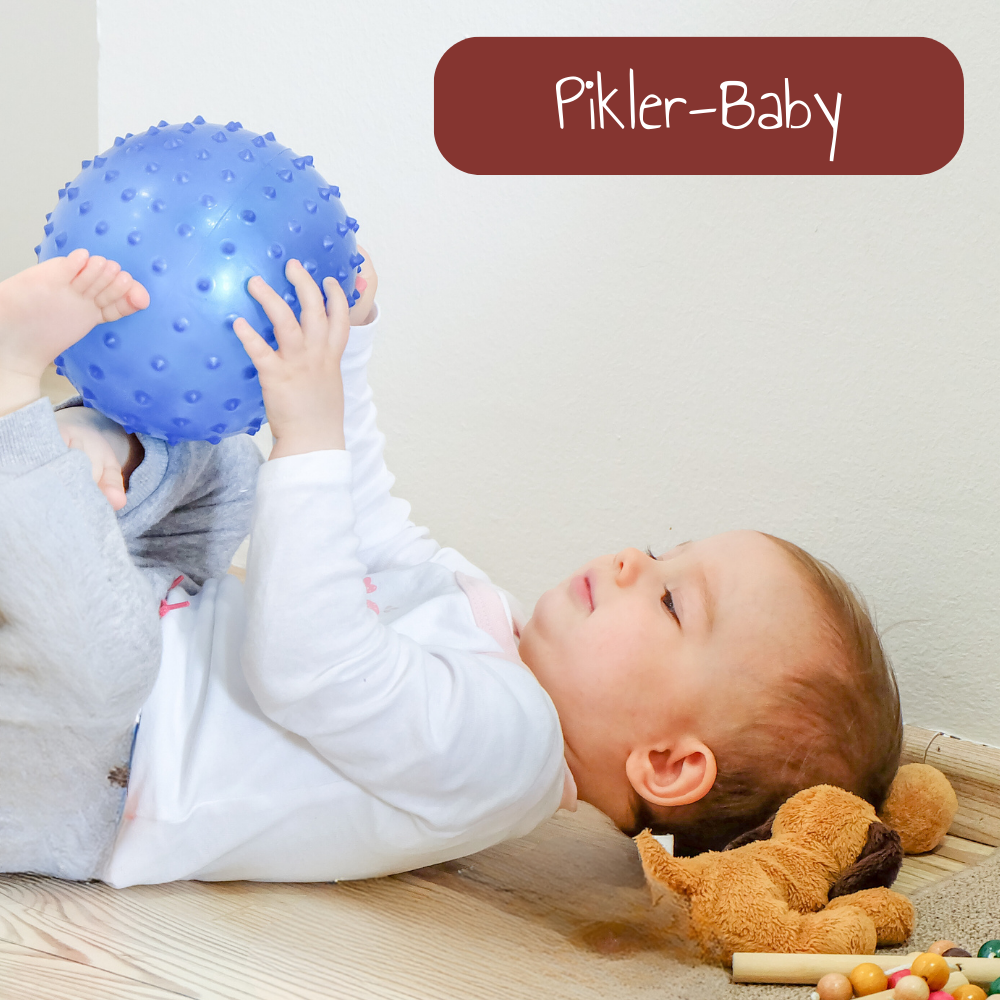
[635,763,958,964]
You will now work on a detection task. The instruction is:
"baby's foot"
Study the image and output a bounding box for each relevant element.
[0,248,149,381]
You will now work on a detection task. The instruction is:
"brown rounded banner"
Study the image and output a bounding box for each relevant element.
[434,37,963,175]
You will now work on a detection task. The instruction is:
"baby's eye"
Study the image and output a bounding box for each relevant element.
[661,587,680,625]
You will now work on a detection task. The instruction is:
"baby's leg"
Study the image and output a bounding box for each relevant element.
[0,250,149,414]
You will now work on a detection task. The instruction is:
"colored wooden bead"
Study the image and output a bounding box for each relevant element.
[988,976,1000,997]
[815,972,854,1000]
[979,941,1000,959]
[893,976,930,1000]
[911,953,951,992]
[927,941,957,955]
[928,993,954,1000]
[944,949,973,958]
[851,963,889,996]
[952,986,988,1000]
[889,970,914,988]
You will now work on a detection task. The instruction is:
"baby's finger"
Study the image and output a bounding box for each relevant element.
[322,277,351,349]
[246,274,301,348]
[232,317,277,371]
[284,259,326,332]
[97,461,127,510]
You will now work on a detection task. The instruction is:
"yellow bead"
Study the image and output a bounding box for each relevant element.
[851,963,889,996]
[951,987,987,1000]
[911,953,951,992]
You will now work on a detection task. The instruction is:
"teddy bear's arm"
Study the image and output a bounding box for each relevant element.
[634,830,707,897]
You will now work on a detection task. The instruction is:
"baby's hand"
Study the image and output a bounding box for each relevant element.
[233,259,351,460]
[55,406,135,510]
[349,246,377,326]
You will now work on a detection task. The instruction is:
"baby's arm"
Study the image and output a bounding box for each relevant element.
[340,253,440,571]
[236,263,564,847]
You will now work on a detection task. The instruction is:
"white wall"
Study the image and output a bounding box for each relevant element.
[97,1,999,744]
[0,1,97,282]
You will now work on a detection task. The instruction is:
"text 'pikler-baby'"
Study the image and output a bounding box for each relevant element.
[556,71,842,161]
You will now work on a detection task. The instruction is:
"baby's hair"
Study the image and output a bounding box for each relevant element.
[631,533,902,856]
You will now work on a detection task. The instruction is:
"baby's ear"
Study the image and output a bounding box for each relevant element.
[827,821,903,899]
[625,739,718,809]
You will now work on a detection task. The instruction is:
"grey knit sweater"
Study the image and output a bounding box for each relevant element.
[0,398,262,879]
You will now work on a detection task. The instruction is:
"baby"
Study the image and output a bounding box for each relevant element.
[0,248,901,884]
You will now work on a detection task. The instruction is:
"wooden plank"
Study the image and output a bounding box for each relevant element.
[0,806,709,1000]
[0,939,189,999]
[900,725,1000,846]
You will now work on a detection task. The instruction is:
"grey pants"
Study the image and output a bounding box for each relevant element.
[0,399,261,878]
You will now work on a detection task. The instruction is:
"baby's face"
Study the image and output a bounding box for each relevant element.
[518,530,819,828]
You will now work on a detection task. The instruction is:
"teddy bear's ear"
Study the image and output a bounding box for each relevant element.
[878,763,958,854]
[828,821,903,899]
[722,814,774,851]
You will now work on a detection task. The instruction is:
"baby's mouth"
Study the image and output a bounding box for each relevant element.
[572,574,594,613]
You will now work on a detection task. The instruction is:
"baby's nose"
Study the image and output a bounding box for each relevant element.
[615,547,647,585]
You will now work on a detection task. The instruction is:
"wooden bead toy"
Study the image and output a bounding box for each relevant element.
[851,963,890,996]
[889,970,913,989]
[945,950,974,959]
[893,976,930,1000]
[928,993,954,1000]
[951,986,988,1000]
[815,972,854,1000]
[980,943,1000,960]
[988,975,1000,996]
[928,941,957,956]
[911,953,951,992]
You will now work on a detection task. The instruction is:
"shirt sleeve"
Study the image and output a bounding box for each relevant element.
[241,450,566,848]
[56,397,264,597]
[340,309,441,573]
[117,432,263,596]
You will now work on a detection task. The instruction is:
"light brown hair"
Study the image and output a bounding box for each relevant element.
[630,534,902,856]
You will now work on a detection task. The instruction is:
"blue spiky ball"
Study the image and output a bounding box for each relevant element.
[36,117,362,443]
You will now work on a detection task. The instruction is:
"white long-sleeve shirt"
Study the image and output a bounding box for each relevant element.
[104,312,573,886]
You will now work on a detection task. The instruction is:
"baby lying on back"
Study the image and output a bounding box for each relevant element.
[0,248,901,883]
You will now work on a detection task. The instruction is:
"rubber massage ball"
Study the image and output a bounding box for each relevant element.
[36,118,363,443]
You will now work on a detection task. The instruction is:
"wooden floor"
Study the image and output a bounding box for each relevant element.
[0,810,993,1000]
[895,833,994,895]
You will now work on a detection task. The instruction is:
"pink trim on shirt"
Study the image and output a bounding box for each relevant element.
[455,571,578,812]
[455,572,521,663]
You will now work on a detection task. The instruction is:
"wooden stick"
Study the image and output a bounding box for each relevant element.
[732,952,1000,985]
[732,953,918,983]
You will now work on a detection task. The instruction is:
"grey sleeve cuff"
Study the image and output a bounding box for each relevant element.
[122,433,169,513]
[0,398,68,471]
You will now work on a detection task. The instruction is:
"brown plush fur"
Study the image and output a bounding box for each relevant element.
[878,762,957,854]
[635,765,957,964]
[635,785,915,964]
